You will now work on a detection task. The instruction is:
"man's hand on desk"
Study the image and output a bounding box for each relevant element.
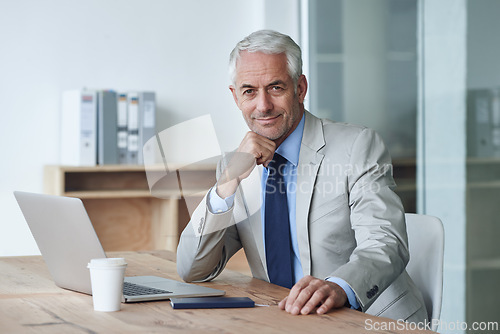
[278,275,347,315]
[216,132,276,198]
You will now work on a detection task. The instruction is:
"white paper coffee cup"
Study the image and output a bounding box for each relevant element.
[87,258,127,312]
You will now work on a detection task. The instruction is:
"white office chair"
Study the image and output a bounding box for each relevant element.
[405,213,444,331]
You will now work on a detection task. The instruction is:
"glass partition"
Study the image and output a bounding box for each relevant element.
[466,0,500,326]
[307,0,418,212]
[306,0,500,330]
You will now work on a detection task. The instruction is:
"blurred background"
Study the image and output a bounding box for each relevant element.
[1,0,499,332]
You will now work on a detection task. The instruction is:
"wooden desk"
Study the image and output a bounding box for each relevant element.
[0,251,433,333]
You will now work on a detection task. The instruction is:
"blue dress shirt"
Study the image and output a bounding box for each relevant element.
[208,114,359,310]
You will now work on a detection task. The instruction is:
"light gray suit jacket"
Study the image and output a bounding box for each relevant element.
[177,111,427,322]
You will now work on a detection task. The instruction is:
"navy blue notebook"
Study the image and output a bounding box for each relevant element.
[170,297,255,309]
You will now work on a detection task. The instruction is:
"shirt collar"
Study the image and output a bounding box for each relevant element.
[275,113,305,167]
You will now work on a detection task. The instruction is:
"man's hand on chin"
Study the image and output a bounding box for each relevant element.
[216,131,276,199]
[278,275,347,315]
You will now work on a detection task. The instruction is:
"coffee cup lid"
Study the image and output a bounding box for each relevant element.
[87,258,127,268]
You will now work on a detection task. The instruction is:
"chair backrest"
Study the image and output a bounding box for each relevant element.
[405,213,444,330]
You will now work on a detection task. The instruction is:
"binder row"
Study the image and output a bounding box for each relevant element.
[60,89,156,166]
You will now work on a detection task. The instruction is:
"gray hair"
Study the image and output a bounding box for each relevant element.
[228,30,303,87]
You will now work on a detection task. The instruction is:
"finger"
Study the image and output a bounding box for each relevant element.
[239,133,276,166]
[284,285,301,313]
[285,276,313,313]
[316,282,347,314]
[240,131,275,153]
[316,296,336,314]
[278,296,287,310]
[289,288,315,315]
[296,285,329,315]
[290,278,329,315]
[254,143,276,166]
[257,153,274,167]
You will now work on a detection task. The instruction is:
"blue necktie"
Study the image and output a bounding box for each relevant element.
[265,153,294,289]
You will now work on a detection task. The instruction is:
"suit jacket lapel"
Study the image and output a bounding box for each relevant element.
[237,165,267,277]
[296,111,325,276]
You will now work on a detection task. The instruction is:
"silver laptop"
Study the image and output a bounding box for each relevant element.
[13,191,225,302]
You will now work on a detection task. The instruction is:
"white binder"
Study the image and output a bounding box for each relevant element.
[60,90,97,166]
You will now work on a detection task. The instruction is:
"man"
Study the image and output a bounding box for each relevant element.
[177,30,427,322]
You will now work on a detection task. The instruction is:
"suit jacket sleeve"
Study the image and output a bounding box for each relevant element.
[328,128,409,311]
[176,162,243,282]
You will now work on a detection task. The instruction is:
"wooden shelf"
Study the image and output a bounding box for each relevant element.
[64,190,153,199]
[43,164,216,253]
[62,189,209,199]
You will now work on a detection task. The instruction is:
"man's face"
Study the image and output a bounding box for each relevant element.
[229,51,307,146]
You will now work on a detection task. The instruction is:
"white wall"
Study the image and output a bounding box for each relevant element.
[0,0,302,256]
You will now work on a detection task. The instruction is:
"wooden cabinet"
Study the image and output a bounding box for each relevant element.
[43,165,215,252]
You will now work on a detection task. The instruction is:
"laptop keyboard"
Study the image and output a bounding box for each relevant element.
[123,282,172,296]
